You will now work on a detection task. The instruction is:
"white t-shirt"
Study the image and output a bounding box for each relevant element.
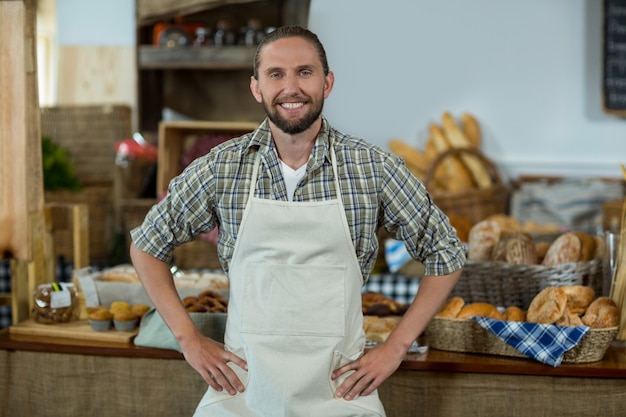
[281,161,307,201]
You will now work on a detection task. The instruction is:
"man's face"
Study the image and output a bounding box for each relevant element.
[250,37,334,135]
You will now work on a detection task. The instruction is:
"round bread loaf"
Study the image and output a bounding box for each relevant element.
[491,231,538,265]
[456,302,504,320]
[526,287,568,324]
[582,297,620,329]
[468,219,501,261]
[436,296,465,318]
[541,232,582,266]
[571,231,597,262]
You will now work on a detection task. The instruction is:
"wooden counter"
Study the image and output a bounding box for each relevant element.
[1,328,626,416]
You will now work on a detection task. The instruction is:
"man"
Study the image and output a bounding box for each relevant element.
[130,25,464,417]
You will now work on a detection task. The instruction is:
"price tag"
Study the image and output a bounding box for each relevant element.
[50,286,72,308]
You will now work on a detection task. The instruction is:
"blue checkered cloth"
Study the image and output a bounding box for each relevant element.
[472,316,590,367]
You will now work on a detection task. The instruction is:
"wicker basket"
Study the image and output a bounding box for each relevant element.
[425,148,508,225]
[40,105,131,185]
[450,259,603,308]
[425,317,618,364]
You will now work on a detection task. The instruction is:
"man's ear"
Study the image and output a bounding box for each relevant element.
[250,76,262,103]
[323,71,335,99]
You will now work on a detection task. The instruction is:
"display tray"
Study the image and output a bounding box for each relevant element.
[9,319,138,343]
[425,317,618,364]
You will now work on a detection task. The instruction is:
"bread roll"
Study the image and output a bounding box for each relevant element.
[456,302,504,320]
[555,310,584,327]
[526,287,568,324]
[561,285,595,315]
[436,296,465,318]
[541,232,582,266]
[491,231,538,265]
[467,219,501,261]
[582,297,620,329]
[503,306,526,322]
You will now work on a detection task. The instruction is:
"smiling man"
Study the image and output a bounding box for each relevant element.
[130,26,465,417]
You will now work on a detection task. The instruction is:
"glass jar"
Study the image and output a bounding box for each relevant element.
[32,282,79,324]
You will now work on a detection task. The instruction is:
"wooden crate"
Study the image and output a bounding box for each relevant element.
[157,120,258,195]
[45,186,114,262]
[156,120,257,270]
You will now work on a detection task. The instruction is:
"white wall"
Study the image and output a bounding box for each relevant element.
[309,0,626,179]
[53,0,626,179]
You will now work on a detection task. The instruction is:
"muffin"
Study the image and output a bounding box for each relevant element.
[88,308,113,331]
[131,304,151,320]
[109,301,132,315]
[113,309,138,332]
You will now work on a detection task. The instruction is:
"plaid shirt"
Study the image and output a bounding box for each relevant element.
[131,118,465,280]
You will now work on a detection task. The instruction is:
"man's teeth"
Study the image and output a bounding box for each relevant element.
[281,102,303,109]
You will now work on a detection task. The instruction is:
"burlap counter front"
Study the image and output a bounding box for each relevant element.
[380,369,626,417]
[2,348,626,417]
[0,350,205,417]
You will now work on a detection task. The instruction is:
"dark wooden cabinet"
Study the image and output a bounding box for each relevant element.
[136,0,310,133]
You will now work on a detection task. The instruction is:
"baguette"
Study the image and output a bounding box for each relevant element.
[388,139,428,180]
[461,112,482,149]
[441,112,493,189]
[428,123,475,191]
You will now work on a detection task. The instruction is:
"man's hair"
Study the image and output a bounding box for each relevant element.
[253,25,330,79]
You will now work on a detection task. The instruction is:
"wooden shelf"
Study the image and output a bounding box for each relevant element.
[138,45,256,70]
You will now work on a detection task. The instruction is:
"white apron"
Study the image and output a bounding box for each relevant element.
[194,144,386,417]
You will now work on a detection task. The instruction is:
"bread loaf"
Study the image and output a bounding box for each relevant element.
[562,285,595,315]
[441,112,493,189]
[428,123,475,191]
[363,315,401,342]
[491,231,538,265]
[467,219,501,261]
[461,112,482,149]
[388,139,429,180]
[541,232,582,266]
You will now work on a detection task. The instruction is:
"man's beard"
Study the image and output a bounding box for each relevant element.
[262,96,324,135]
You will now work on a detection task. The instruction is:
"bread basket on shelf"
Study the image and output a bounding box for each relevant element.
[449,258,604,309]
[425,148,508,225]
[425,316,617,364]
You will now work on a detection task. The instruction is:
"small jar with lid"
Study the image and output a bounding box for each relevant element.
[194,27,212,46]
[214,19,235,47]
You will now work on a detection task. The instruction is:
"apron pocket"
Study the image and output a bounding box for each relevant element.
[241,263,345,337]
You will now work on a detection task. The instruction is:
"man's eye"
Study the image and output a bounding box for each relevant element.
[299,70,312,77]
[269,73,282,79]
